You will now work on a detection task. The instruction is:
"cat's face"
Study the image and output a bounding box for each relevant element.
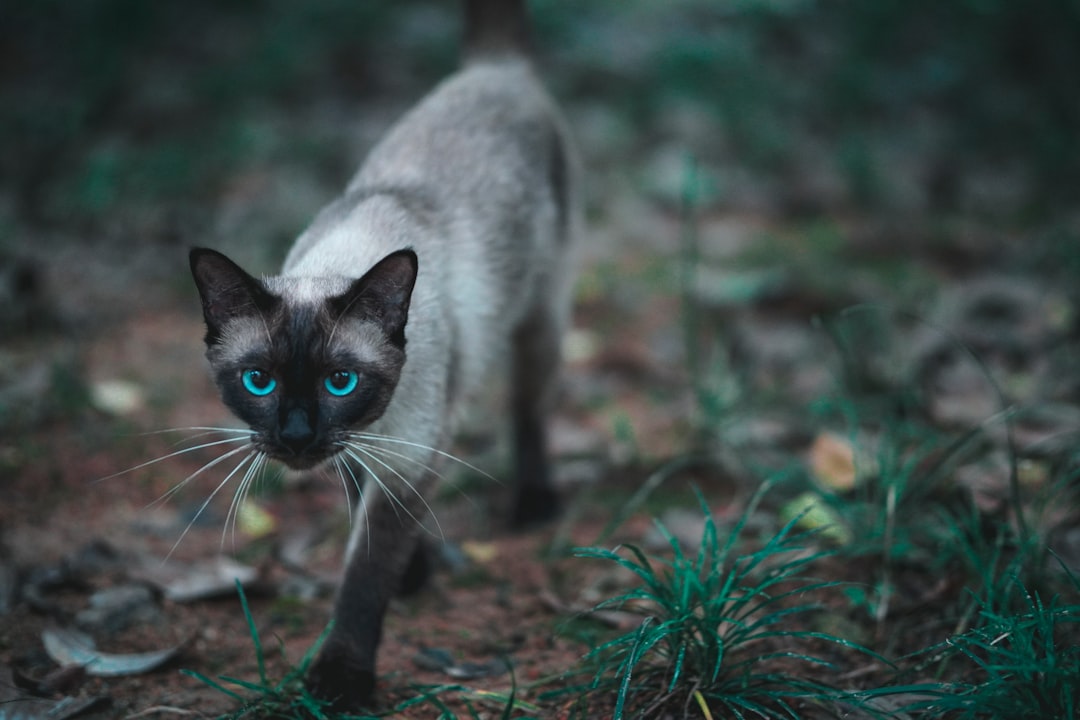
[189,248,417,470]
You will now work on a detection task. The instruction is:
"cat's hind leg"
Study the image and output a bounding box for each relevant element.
[509,307,564,527]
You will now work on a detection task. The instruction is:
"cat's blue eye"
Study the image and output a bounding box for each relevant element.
[325,370,359,396]
[242,368,277,396]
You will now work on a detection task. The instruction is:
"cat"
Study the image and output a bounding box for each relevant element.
[188,0,580,709]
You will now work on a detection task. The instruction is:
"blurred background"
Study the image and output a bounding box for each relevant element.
[4,0,1080,571]
[4,0,1080,486]
[1,0,1079,712]
[5,0,1080,590]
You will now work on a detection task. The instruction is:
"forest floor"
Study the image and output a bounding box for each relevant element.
[2,3,1079,719]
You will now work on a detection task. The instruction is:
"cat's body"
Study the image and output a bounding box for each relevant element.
[189,0,578,709]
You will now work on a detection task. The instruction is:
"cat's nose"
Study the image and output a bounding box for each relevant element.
[280,407,316,455]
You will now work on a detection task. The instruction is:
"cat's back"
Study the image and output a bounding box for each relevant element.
[353,57,568,206]
[284,56,574,278]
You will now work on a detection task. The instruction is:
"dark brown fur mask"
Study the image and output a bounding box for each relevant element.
[189,247,418,470]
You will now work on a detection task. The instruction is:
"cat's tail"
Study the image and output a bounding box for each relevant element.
[462,0,531,61]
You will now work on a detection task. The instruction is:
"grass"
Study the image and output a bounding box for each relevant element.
[187,115,1075,720]
[170,426,1079,720]
[930,571,1079,719]
[862,560,1080,720]
[553,442,1077,720]
[7,1,1076,717]
[187,583,535,719]
[558,484,879,719]
[183,582,347,720]
[616,126,1079,717]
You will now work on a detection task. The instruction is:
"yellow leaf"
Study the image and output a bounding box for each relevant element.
[238,501,276,538]
[461,540,499,564]
[809,432,857,491]
[780,491,852,545]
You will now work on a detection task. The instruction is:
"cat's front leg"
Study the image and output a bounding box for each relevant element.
[306,480,429,711]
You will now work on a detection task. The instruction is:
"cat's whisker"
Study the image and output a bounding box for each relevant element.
[243,453,269,529]
[335,453,373,555]
[166,450,257,561]
[143,443,254,512]
[345,432,490,510]
[347,431,499,484]
[340,444,443,540]
[140,426,253,437]
[344,441,448,481]
[99,434,253,484]
[355,465,372,549]
[357,442,480,511]
[163,429,252,450]
[136,426,253,450]
[222,451,267,551]
[336,444,438,539]
[222,469,247,552]
[343,431,491,521]
[331,455,355,528]
[339,448,406,527]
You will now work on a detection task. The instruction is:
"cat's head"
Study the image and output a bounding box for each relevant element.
[189,247,418,470]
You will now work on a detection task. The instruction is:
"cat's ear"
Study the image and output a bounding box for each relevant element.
[189,248,275,344]
[333,249,418,347]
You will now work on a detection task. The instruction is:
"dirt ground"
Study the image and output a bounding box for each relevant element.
[4,224,1078,718]
[0,304,578,712]
[3,3,1080,719]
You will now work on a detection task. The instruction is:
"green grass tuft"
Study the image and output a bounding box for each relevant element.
[871,561,1080,719]
[566,483,880,719]
[185,582,530,719]
[182,582,362,720]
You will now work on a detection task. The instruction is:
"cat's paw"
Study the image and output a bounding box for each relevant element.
[511,485,561,529]
[306,644,376,712]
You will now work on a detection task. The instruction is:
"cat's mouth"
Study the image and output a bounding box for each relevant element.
[279,450,341,471]
[258,439,342,472]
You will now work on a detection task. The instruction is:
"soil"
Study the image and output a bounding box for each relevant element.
[3,4,1079,719]
[4,232,1078,718]
[0,308,632,718]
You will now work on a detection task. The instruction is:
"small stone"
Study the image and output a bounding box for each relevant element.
[89,380,145,416]
[76,584,161,636]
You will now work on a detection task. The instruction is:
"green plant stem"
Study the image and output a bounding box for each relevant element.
[679,153,703,435]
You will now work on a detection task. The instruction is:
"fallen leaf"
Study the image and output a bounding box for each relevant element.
[563,328,601,363]
[33,664,89,695]
[89,379,145,416]
[460,540,498,564]
[75,584,161,636]
[41,627,182,677]
[0,681,110,720]
[412,646,510,680]
[237,500,276,538]
[808,432,857,491]
[780,491,852,545]
[134,556,259,602]
[1017,459,1049,488]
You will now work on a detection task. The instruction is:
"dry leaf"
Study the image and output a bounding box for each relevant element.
[461,540,498,564]
[809,432,857,491]
[780,491,852,545]
[41,627,182,677]
[135,556,259,603]
[89,380,145,416]
[237,500,276,538]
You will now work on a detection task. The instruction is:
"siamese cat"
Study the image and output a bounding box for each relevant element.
[188,0,579,709]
